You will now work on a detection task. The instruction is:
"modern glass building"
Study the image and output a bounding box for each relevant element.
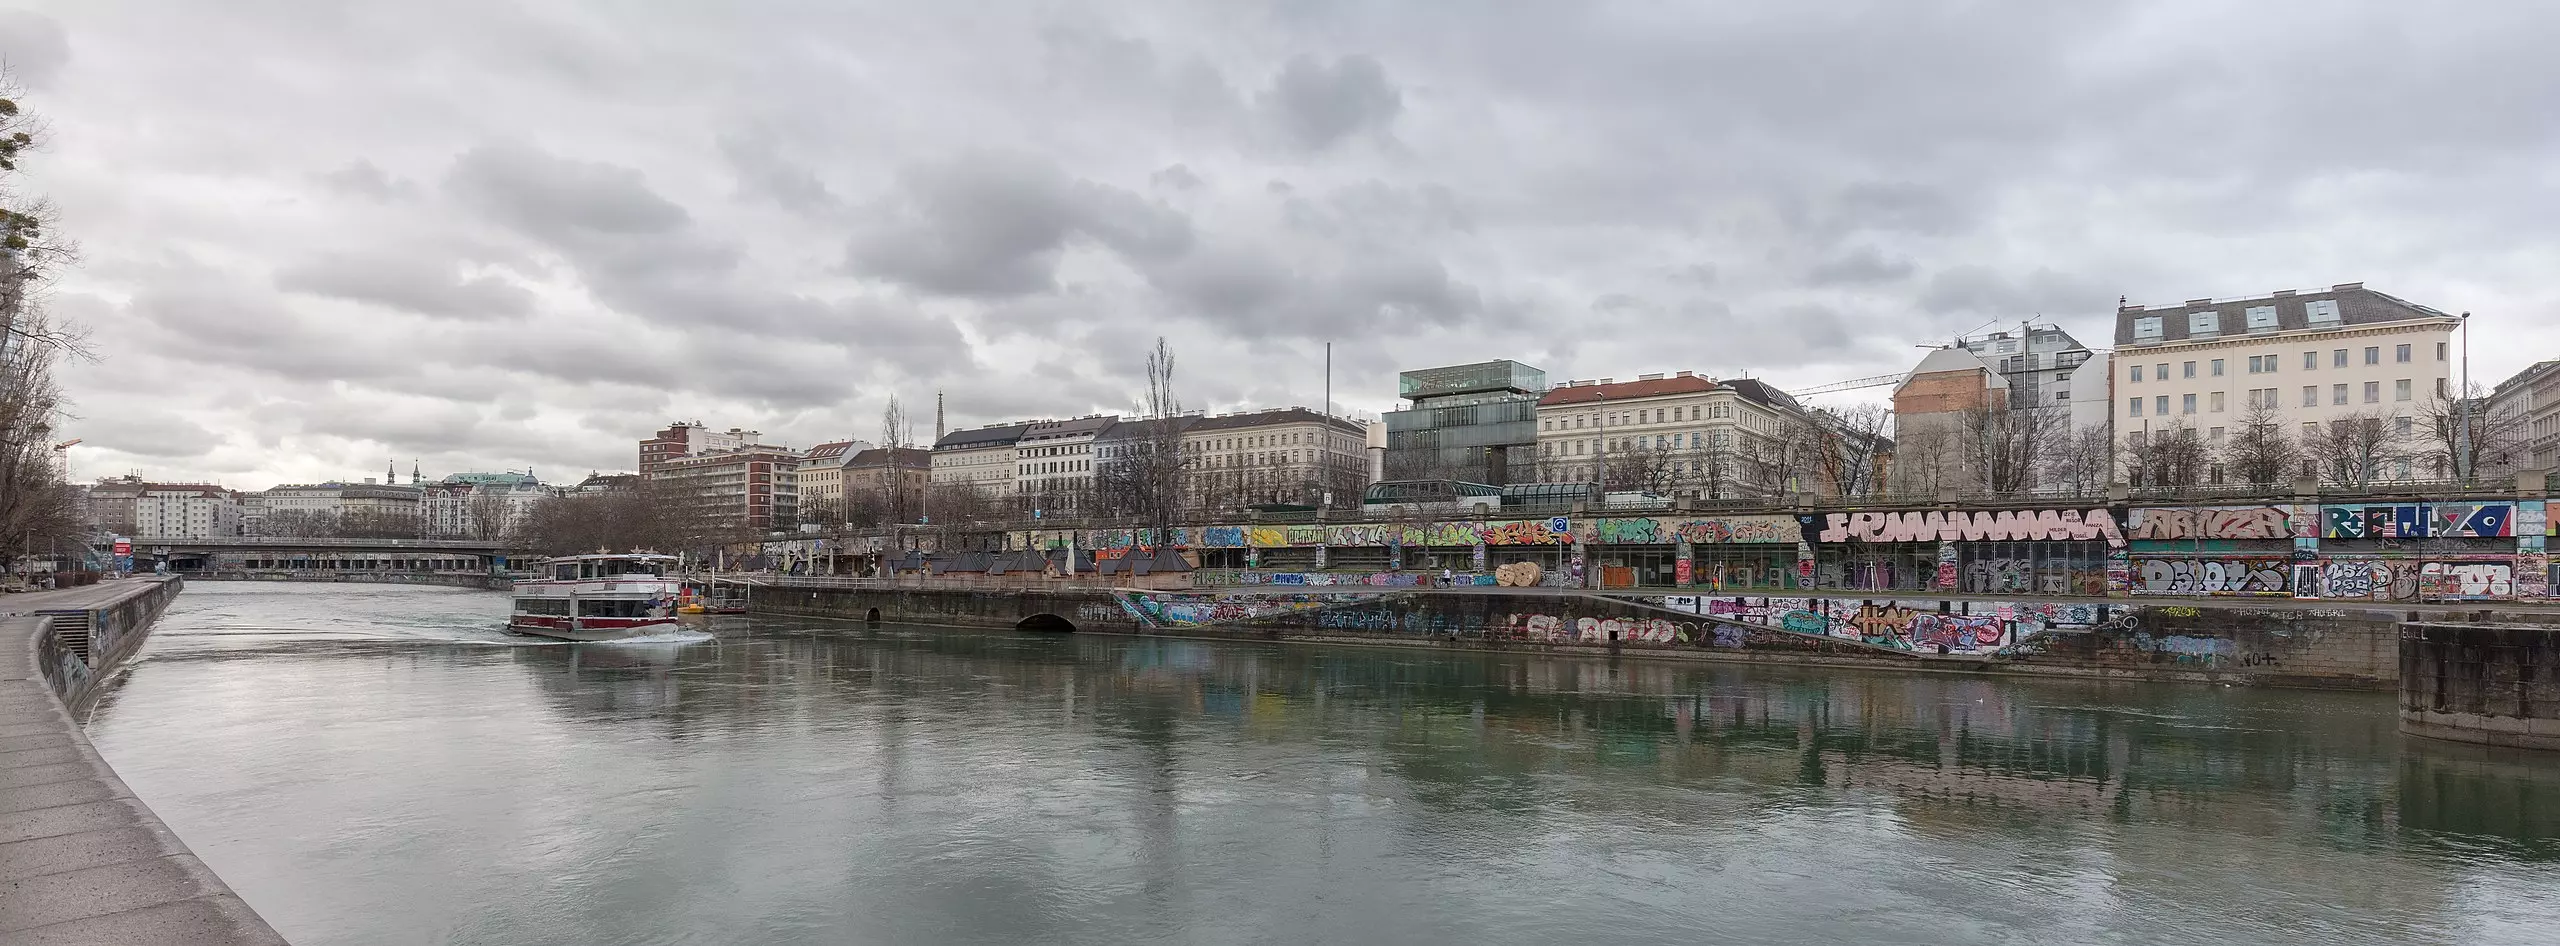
[1382,360,1548,486]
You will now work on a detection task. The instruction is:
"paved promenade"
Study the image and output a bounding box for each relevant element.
[1,581,289,945]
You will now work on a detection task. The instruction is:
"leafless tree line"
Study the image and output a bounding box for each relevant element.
[0,74,87,574]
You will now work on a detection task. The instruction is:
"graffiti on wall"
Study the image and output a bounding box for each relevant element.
[2131,558,2291,595]
[1577,516,1796,545]
[2127,505,2295,540]
[2321,503,2515,539]
[2517,552,2550,600]
[1816,509,2127,547]
[2419,562,2512,600]
[1199,526,1246,548]
[1962,558,2031,593]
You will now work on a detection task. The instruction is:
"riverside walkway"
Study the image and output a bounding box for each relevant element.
[1,580,288,945]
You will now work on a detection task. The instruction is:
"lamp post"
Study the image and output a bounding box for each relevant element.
[2457,311,2473,485]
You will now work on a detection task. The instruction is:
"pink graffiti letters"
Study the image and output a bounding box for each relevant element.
[1819,508,2126,548]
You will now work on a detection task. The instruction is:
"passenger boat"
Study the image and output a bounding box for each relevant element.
[509,553,683,641]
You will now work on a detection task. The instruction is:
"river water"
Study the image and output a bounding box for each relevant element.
[80,583,2560,946]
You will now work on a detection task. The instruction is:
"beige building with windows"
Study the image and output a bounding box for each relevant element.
[1173,408,1369,509]
[2114,283,2458,483]
[794,440,878,520]
[930,422,1032,500]
[2487,360,2560,473]
[1532,372,1812,498]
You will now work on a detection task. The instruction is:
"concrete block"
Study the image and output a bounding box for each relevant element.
[0,799,142,846]
[10,893,290,946]
[0,854,226,933]
[0,763,95,790]
[0,826,183,883]
[0,777,127,815]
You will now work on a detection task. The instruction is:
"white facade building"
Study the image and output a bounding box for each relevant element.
[2114,283,2459,482]
[930,422,1032,499]
[134,485,242,539]
[1015,415,1116,512]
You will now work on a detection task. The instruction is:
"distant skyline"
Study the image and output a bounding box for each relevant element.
[5,2,2556,487]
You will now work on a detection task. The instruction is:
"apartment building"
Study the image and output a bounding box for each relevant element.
[1533,371,1811,498]
[1954,324,2096,410]
[133,485,242,539]
[1015,415,1117,513]
[419,472,555,539]
[793,440,877,519]
[930,421,1032,500]
[2114,283,2458,481]
[639,421,758,476]
[842,446,931,522]
[652,445,799,533]
[1176,408,1370,509]
[2487,360,2560,472]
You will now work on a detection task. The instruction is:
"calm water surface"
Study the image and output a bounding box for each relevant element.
[83,583,2560,946]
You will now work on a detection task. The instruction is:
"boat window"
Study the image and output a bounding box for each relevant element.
[553,564,577,581]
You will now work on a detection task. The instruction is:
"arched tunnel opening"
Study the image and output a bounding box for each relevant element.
[865,607,882,626]
[1015,613,1077,633]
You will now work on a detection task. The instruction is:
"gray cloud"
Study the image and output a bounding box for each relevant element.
[274,252,534,320]
[20,1,2560,486]
[846,150,1192,297]
[1259,54,1402,151]
[0,10,69,88]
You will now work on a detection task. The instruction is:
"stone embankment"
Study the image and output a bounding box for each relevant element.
[2401,622,2560,751]
[748,579,2560,691]
[2,578,290,944]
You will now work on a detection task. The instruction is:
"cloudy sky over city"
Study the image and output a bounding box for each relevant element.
[5,1,2555,488]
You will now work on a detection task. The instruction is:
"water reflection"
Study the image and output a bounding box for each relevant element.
[81,584,2560,946]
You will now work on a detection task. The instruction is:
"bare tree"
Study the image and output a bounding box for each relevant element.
[340,509,422,539]
[1812,403,1894,498]
[1103,336,1194,531]
[2042,423,2114,495]
[259,508,341,538]
[2304,410,2409,488]
[2126,419,2210,489]
[0,75,89,575]
[2411,381,2525,483]
[2219,404,2301,487]
[1958,404,2066,495]
[464,487,513,540]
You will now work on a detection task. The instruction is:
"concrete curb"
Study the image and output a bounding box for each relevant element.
[1,581,290,944]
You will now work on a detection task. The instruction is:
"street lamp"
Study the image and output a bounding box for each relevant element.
[2457,311,2473,485]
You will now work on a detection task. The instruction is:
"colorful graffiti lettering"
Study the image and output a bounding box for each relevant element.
[2127,505,2294,540]
[1198,526,1245,548]
[2322,503,2515,539]
[2132,558,2290,595]
[2420,562,2512,600]
[1818,508,2127,548]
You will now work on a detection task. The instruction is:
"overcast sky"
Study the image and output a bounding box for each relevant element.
[5,2,2555,489]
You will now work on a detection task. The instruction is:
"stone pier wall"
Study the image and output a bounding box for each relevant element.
[2401,622,2560,751]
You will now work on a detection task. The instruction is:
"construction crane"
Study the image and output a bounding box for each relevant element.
[1788,373,1903,398]
[50,438,78,479]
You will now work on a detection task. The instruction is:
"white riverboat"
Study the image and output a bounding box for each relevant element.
[508,553,683,641]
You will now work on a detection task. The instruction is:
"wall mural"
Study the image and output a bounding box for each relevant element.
[1653,595,2111,652]
[2320,503,2515,539]
[2126,505,2297,540]
[2131,558,2292,595]
[2419,561,2512,600]
[1124,592,1361,627]
[1814,509,2127,548]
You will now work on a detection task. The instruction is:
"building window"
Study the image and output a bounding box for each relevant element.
[2181,394,2196,413]
[2333,349,2347,368]
[2437,377,2449,398]
[2156,395,2170,415]
[2211,358,2225,376]
[2364,346,2380,365]
[2307,299,2342,323]
[2131,364,2144,382]
[2180,361,2195,379]
[2246,355,2261,374]
[2436,341,2448,361]
[2208,426,2226,444]
[2303,351,2317,370]
[2133,316,2164,340]
[2189,311,2221,335]
[2333,383,2349,405]
[2394,343,2411,363]
[2395,416,2414,437]
[2395,379,2411,401]
[2127,398,2143,418]
[2128,430,2146,448]
[2210,391,2226,412]
[2155,363,2168,380]
[2302,385,2317,407]
[2364,381,2381,403]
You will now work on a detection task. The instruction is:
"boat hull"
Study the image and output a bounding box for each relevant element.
[507,615,682,642]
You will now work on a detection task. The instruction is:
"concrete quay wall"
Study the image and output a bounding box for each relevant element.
[2401,622,2560,751]
[188,570,511,591]
[2,578,291,944]
[748,582,2537,690]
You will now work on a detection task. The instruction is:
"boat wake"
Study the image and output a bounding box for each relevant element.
[589,630,717,646]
